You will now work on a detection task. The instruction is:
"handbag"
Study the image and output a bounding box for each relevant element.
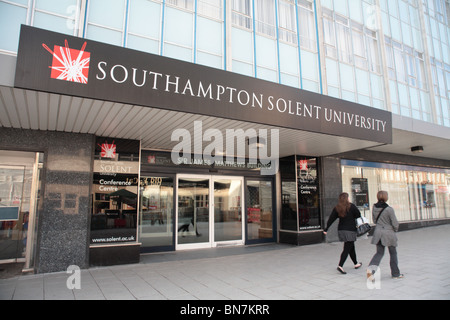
[356,216,371,237]
[356,206,388,237]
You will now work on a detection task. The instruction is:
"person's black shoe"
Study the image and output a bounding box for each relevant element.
[337,266,347,274]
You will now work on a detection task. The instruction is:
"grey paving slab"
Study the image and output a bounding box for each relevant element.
[0,224,449,300]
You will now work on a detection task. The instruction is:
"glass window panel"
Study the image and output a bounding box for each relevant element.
[279,0,297,44]
[298,0,317,50]
[341,89,356,102]
[355,68,370,95]
[214,179,242,242]
[33,12,74,35]
[0,2,27,52]
[198,0,222,20]
[254,0,276,37]
[281,73,300,87]
[164,7,193,47]
[333,0,348,16]
[232,60,253,76]
[88,0,126,30]
[6,0,28,5]
[127,34,159,54]
[166,0,194,10]
[301,50,319,81]
[178,178,209,244]
[281,181,297,230]
[279,42,299,74]
[231,27,253,62]
[322,10,337,58]
[325,58,339,86]
[335,15,352,64]
[257,66,277,82]
[86,25,123,45]
[302,78,319,92]
[139,177,174,249]
[34,0,78,16]
[255,35,277,69]
[232,0,252,29]
[402,21,413,47]
[348,0,363,23]
[246,180,273,241]
[390,17,402,41]
[164,43,192,62]
[370,73,384,99]
[196,17,222,55]
[339,63,354,91]
[128,0,161,39]
[197,51,222,69]
[398,82,410,106]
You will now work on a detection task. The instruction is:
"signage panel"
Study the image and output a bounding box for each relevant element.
[15,25,392,144]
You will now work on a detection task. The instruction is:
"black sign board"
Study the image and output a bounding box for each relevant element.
[15,25,392,144]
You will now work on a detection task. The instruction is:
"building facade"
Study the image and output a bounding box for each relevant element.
[0,0,449,273]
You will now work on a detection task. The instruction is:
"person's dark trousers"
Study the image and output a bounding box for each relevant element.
[339,241,357,267]
[369,242,400,277]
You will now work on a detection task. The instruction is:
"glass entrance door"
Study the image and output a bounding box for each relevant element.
[246,179,275,243]
[0,151,41,269]
[176,175,244,249]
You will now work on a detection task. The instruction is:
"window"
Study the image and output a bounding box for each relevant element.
[393,40,406,82]
[0,0,81,52]
[166,0,193,11]
[139,176,174,251]
[278,0,297,44]
[341,160,450,222]
[366,29,381,73]
[322,9,337,59]
[254,0,276,37]
[335,14,352,64]
[297,0,317,51]
[198,0,222,20]
[85,0,127,46]
[232,0,252,30]
[352,22,367,69]
[126,0,162,55]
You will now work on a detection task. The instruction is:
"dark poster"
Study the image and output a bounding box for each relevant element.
[297,158,321,230]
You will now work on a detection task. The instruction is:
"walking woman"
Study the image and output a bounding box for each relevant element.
[367,191,403,280]
[323,192,362,274]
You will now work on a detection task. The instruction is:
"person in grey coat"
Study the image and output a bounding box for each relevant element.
[367,191,404,280]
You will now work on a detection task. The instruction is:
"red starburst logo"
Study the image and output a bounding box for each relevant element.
[42,40,90,84]
[298,160,308,171]
[99,141,116,158]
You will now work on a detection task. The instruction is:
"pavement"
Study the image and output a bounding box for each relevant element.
[0,224,449,301]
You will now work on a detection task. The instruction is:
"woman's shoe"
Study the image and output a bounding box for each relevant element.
[337,266,347,274]
[354,262,362,269]
[392,274,404,279]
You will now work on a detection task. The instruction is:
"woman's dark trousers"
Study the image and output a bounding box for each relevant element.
[339,241,357,267]
[369,242,400,277]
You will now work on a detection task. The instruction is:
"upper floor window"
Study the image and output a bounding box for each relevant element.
[232,0,252,30]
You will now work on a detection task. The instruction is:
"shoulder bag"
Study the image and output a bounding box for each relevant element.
[356,215,371,237]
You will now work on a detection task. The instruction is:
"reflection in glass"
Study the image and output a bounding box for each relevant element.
[0,166,26,260]
[246,180,273,240]
[342,163,450,222]
[139,177,174,249]
[281,181,297,230]
[177,178,209,244]
[214,179,242,242]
